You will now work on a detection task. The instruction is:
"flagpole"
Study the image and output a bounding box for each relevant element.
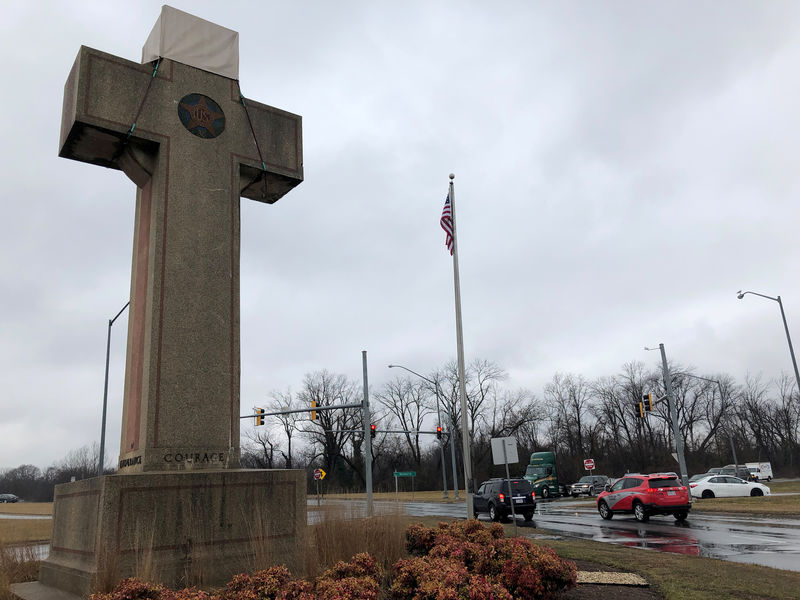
[448,173,474,519]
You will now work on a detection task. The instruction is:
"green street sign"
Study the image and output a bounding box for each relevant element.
[394,471,416,477]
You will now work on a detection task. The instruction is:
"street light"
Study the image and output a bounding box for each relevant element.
[737,290,800,396]
[98,301,129,477]
[388,364,459,499]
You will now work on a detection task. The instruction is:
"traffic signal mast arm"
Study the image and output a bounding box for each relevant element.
[324,428,445,434]
[241,402,363,421]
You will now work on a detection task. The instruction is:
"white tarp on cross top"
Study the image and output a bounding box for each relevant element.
[141,5,239,79]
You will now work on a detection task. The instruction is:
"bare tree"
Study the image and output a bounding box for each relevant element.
[375,377,433,466]
[298,370,362,486]
[243,428,281,468]
[267,386,303,468]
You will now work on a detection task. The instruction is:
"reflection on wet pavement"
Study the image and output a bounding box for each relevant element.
[308,498,800,571]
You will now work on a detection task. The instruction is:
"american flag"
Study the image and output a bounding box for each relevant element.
[440,194,454,255]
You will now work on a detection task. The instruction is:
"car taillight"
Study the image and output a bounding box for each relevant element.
[646,488,655,493]
[499,493,505,502]
[690,484,697,488]
[532,491,536,498]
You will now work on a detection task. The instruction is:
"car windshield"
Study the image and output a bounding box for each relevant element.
[649,477,681,488]
[577,476,593,483]
[525,466,548,479]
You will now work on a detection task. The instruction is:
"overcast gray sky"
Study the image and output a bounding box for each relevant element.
[2,1,800,470]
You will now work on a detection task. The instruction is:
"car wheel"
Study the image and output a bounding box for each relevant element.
[750,488,764,497]
[674,511,688,521]
[541,487,550,499]
[488,503,500,522]
[701,490,715,499]
[571,492,578,498]
[598,501,613,520]
[633,502,649,523]
[523,511,534,522]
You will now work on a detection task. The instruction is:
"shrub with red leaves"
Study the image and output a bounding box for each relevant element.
[391,556,470,600]
[314,553,382,600]
[398,520,576,600]
[93,520,575,600]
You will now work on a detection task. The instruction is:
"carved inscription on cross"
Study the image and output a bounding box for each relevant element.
[60,46,303,472]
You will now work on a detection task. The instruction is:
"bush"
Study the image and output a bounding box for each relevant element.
[91,520,576,600]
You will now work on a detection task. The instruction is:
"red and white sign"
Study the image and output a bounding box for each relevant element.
[583,459,595,471]
[313,468,326,480]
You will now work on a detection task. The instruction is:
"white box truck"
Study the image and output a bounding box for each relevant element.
[745,462,773,482]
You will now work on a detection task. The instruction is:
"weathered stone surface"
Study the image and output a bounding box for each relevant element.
[26,470,305,598]
[60,45,303,473]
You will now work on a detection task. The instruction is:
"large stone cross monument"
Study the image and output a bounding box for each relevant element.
[60,6,302,472]
[13,8,306,599]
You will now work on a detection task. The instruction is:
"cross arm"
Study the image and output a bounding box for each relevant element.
[233,91,304,204]
[60,46,160,186]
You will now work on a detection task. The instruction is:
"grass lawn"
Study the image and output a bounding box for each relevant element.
[516,526,800,600]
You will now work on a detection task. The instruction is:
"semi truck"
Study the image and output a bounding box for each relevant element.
[523,451,560,498]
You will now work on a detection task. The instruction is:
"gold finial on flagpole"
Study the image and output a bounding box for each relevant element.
[449,173,455,180]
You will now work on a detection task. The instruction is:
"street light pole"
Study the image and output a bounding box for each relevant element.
[99,300,130,477]
[738,290,800,396]
[645,344,689,489]
[388,364,455,498]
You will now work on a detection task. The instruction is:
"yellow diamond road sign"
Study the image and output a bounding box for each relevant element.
[314,468,326,480]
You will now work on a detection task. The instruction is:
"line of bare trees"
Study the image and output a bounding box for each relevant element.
[241,359,800,490]
[4,358,797,499]
[0,443,106,501]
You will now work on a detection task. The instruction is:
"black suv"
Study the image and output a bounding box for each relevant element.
[473,478,536,522]
[569,475,609,497]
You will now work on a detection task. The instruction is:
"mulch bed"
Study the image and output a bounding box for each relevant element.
[557,560,664,599]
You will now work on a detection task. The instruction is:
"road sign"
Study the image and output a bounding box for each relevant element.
[393,471,416,477]
[583,458,595,470]
[314,468,326,480]
[490,436,519,465]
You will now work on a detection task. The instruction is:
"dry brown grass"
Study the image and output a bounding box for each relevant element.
[323,490,464,503]
[0,520,52,545]
[0,504,52,516]
[0,546,40,600]
[302,504,412,580]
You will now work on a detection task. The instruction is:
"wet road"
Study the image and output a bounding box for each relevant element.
[312,498,800,571]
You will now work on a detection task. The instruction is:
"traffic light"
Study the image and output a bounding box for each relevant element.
[255,407,264,426]
[370,424,376,439]
[310,400,317,420]
[636,402,645,418]
[642,393,654,411]
[436,425,442,440]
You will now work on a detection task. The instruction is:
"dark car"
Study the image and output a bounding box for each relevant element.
[473,478,536,522]
[596,473,691,523]
[720,464,754,480]
[569,475,609,497]
[0,494,19,503]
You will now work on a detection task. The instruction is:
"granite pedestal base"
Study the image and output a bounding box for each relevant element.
[15,469,305,599]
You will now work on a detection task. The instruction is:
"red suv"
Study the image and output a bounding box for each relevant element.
[596,473,691,522]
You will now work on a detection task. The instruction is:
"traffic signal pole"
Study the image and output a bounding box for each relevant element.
[362,351,373,516]
[659,344,690,490]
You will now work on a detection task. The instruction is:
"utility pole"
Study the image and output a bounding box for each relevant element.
[658,344,689,489]
[362,351,373,516]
